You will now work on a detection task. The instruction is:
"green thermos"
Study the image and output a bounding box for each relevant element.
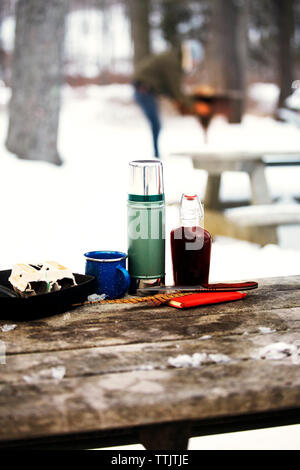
[128,160,165,293]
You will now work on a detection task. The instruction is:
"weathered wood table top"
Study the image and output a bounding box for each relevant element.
[1,275,300,450]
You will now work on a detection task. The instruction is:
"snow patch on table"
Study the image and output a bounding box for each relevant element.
[168,352,232,368]
[253,342,300,363]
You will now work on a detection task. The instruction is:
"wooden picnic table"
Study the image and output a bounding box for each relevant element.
[1,275,300,450]
[172,149,300,245]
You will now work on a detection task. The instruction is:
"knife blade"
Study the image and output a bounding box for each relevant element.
[136,281,258,295]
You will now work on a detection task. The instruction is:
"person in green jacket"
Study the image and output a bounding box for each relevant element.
[133,46,193,158]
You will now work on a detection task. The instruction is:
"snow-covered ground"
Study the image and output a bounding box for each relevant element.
[1,82,300,449]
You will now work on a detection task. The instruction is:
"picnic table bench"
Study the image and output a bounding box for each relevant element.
[1,275,300,450]
[172,150,300,245]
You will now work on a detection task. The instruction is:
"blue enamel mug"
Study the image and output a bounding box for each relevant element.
[84,251,130,299]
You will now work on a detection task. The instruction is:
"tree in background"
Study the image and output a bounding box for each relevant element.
[0,3,5,81]
[159,0,192,46]
[205,0,248,123]
[248,0,297,110]
[248,0,277,78]
[272,0,295,109]
[6,0,68,165]
[128,0,151,68]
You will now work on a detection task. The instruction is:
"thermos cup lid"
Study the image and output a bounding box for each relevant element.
[129,160,164,200]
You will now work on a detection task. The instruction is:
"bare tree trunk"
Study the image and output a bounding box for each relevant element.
[6,0,67,165]
[160,0,191,47]
[0,0,6,81]
[206,0,248,123]
[273,0,294,109]
[128,0,151,68]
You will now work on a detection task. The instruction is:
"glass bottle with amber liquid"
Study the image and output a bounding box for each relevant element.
[170,194,212,286]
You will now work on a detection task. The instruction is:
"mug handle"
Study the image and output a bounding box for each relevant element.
[117,266,131,296]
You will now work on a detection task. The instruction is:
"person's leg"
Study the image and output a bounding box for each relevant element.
[134,88,161,158]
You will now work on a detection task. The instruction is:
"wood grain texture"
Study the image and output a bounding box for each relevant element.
[0,275,300,443]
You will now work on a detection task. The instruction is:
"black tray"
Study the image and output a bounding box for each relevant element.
[0,270,97,320]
